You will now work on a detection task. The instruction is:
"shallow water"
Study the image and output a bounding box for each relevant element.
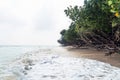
[0,46,55,80]
[0,46,40,64]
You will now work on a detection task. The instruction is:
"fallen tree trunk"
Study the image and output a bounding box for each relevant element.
[75,29,120,56]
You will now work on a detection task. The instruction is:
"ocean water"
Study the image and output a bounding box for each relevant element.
[0,46,41,64]
[0,45,56,80]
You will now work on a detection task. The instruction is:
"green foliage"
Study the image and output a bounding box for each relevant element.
[63,23,79,44]
[107,0,120,14]
[60,29,66,35]
[59,0,120,46]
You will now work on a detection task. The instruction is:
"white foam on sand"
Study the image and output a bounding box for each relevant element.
[1,48,120,80]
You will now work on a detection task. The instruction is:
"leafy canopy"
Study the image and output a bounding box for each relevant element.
[59,0,120,45]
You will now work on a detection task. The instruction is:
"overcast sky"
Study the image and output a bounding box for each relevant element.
[0,0,84,45]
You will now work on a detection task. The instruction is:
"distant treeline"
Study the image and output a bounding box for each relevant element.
[58,0,120,55]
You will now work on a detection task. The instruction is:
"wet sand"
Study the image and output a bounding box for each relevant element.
[54,46,120,68]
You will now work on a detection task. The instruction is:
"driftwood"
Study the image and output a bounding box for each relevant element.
[75,30,120,56]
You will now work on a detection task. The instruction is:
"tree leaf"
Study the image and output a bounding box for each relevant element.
[108,0,112,6]
[110,9,116,13]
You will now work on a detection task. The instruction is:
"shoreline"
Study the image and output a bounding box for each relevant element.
[0,46,120,80]
[18,47,120,80]
[63,46,120,67]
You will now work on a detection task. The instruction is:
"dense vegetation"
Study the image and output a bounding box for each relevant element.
[58,0,120,55]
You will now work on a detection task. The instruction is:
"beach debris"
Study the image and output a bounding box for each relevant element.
[22,58,34,66]
[105,51,115,56]
[24,65,32,70]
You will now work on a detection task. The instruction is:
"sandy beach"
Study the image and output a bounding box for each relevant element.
[65,47,120,68]
[0,46,120,80]
[51,46,120,67]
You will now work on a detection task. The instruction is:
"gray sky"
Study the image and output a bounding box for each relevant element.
[0,0,84,45]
